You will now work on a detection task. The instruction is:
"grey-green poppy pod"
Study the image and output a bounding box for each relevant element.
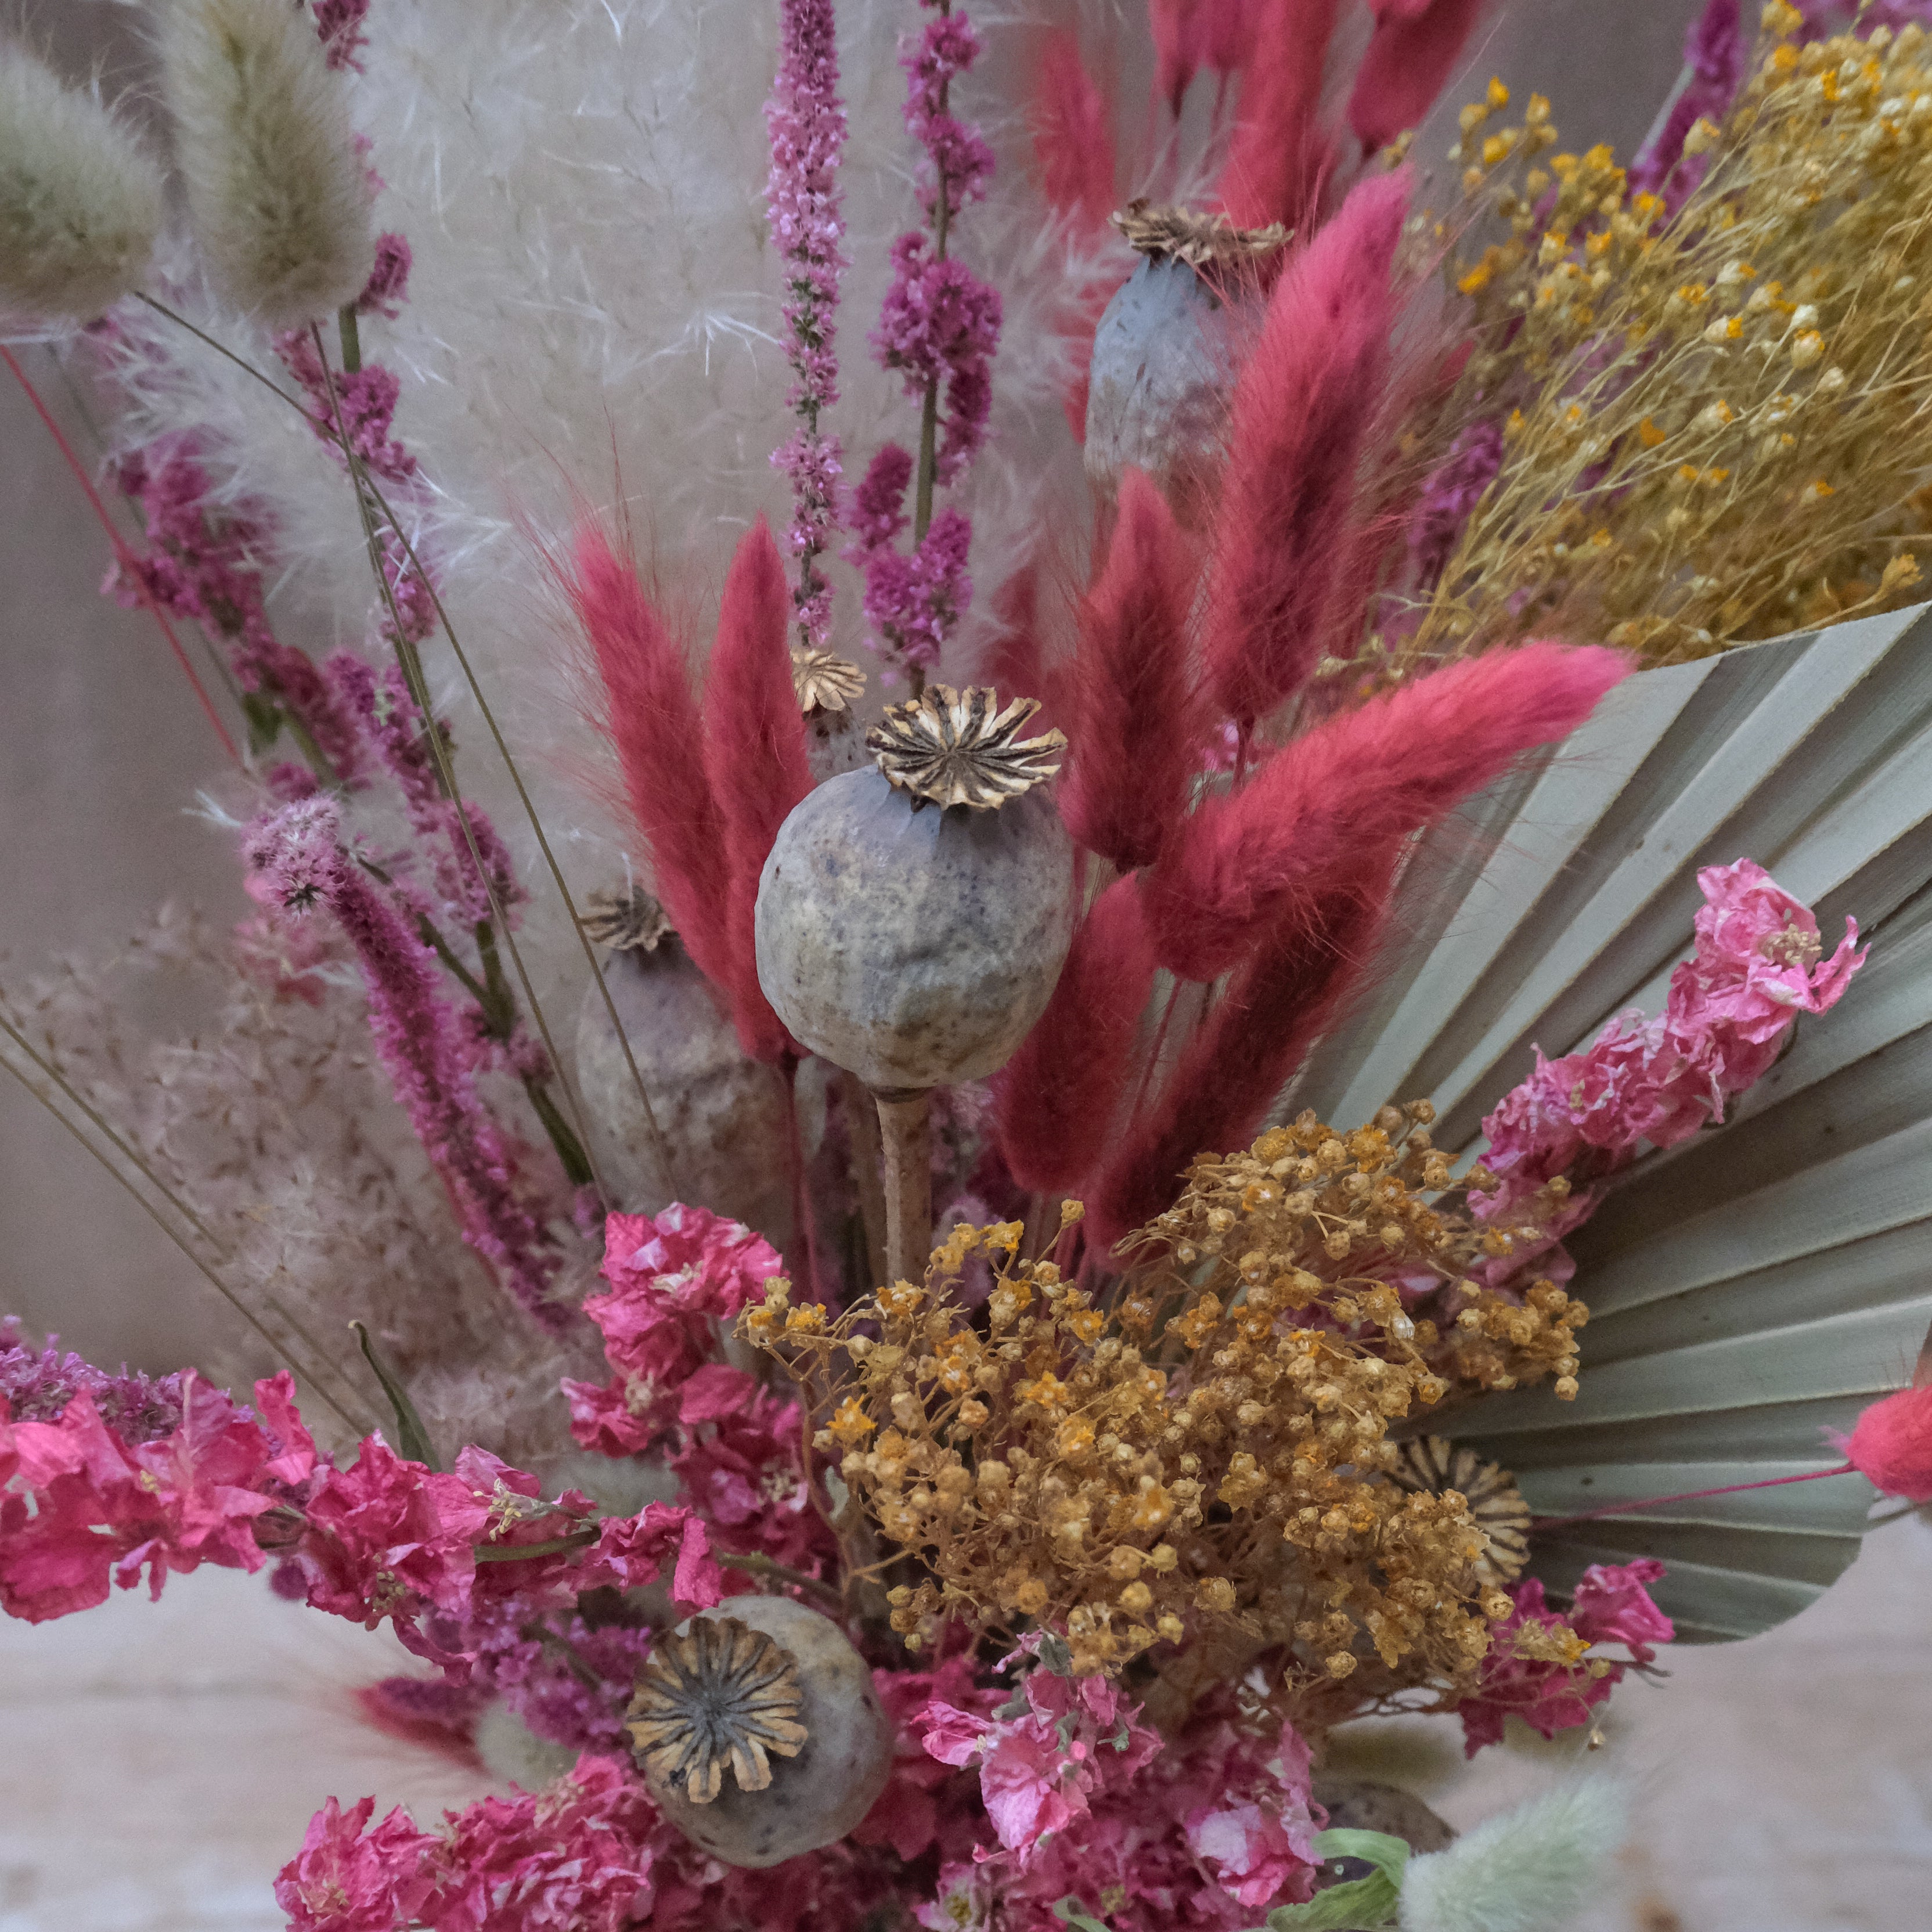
[752,686,1076,1091]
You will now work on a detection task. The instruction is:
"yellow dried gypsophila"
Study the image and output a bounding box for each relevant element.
[743,1107,1587,1703]
[1401,10,1932,670]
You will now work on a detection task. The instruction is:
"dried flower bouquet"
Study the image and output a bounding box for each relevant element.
[3,2,1932,1929]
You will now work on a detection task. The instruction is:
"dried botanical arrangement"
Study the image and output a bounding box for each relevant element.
[3,2,1932,1930]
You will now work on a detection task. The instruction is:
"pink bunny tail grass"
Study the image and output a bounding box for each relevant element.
[1836,1385,1932,1504]
[1147,642,1630,982]
[1030,28,1116,233]
[980,564,1058,727]
[1347,0,1491,158]
[1202,168,1410,733]
[994,876,1158,1196]
[1150,0,1266,116]
[563,521,733,996]
[1058,470,1202,871]
[1090,849,1401,1250]
[702,518,813,1063]
[1216,0,1343,232]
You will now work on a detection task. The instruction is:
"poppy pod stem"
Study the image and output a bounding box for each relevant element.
[872,1085,932,1286]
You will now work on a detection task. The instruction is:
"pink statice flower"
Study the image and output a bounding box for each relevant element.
[276,1794,433,1932]
[0,1320,183,1439]
[419,1754,658,1931]
[0,1375,277,1622]
[358,232,414,318]
[671,1372,836,1574]
[1473,858,1863,1227]
[312,0,373,73]
[851,1649,1000,1864]
[1180,1716,1320,1909]
[1457,1559,1673,1757]
[565,1206,784,1453]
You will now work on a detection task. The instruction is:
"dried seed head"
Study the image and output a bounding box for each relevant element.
[867,684,1067,812]
[626,1616,809,1804]
[791,647,866,717]
[1390,1436,1531,1586]
[1111,200,1291,269]
[160,0,376,324]
[581,884,673,953]
[0,50,164,319]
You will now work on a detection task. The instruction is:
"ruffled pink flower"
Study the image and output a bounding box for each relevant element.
[1181,1722,1318,1910]
[0,1377,275,1622]
[1473,858,1863,1227]
[852,1652,998,1864]
[567,1207,784,1451]
[276,1795,433,1932]
[1457,1560,1673,1757]
[671,1375,835,1574]
[420,1756,658,1931]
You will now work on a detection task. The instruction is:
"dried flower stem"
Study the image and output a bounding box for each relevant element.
[304,323,616,1210]
[840,1068,889,1289]
[873,1084,933,1284]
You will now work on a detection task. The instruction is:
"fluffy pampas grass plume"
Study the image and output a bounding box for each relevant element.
[159,0,374,324]
[0,49,163,318]
[1398,1776,1632,1932]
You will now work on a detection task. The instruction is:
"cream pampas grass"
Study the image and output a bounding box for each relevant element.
[104,0,1129,982]
[0,49,163,318]
[158,0,374,324]
[1397,1778,1631,1932]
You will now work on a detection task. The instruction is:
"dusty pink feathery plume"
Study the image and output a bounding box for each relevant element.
[1058,470,1202,872]
[1202,167,1410,737]
[562,524,734,994]
[993,876,1157,1195]
[1146,643,1630,982]
[244,796,565,1328]
[765,0,850,645]
[1346,0,1490,159]
[1216,0,1342,232]
[700,517,814,1062]
[1091,850,1401,1249]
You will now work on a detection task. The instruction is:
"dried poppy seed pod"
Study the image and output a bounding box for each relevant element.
[755,687,1075,1281]
[628,1595,891,1869]
[574,886,823,1251]
[754,686,1075,1091]
[1084,203,1285,528]
[792,645,870,782]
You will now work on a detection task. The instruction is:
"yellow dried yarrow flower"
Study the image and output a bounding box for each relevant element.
[160,0,376,325]
[1400,16,1932,669]
[746,1113,1584,1715]
[0,49,163,319]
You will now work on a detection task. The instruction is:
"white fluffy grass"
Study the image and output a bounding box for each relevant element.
[1398,1775,1632,1932]
[0,47,163,318]
[158,0,376,323]
[110,2,1130,968]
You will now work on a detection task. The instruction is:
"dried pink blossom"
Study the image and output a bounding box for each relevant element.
[859,505,973,672]
[1457,1559,1673,1757]
[1630,0,1743,210]
[0,1376,275,1621]
[276,1794,434,1932]
[313,0,374,74]
[278,329,419,486]
[871,235,1001,486]
[900,12,996,214]
[0,1320,183,1440]
[1473,859,1864,1227]
[565,1207,784,1451]
[671,1375,835,1574]
[358,232,413,318]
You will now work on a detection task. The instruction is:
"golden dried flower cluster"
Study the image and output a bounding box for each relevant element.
[1403,10,1932,669]
[744,1106,1587,1707]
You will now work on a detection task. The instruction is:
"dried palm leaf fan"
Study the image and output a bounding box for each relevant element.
[1292,605,1932,1642]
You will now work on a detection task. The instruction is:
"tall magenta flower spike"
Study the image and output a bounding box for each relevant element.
[766,0,850,644]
